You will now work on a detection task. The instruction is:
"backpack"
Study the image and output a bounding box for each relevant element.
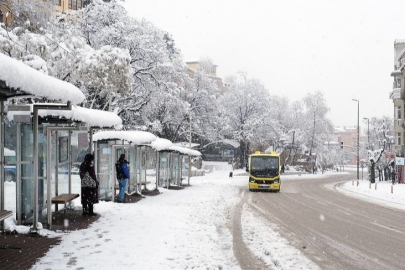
[115,161,125,179]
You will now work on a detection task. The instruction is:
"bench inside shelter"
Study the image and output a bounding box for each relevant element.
[50,194,79,215]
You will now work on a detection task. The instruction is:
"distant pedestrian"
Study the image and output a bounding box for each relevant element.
[281,164,285,174]
[80,154,99,216]
[392,170,396,185]
[116,154,130,203]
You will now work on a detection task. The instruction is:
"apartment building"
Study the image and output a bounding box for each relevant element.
[55,0,90,12]
[0,0,91,25]
[0,0,13,25]
[390,40,405,158]
[186,61,229,95]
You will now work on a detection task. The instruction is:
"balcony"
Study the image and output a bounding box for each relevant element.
[390,88,402,99]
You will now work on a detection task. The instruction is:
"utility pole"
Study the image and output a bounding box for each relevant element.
[352,99,360,181]
[188,113,191,186]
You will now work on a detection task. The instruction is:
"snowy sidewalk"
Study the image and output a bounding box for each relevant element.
[337,179,405,211]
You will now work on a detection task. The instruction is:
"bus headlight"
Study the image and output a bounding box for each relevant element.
[273,179,279,183]
[249,177,255,183]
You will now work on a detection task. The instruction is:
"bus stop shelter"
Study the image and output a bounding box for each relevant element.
[0,52,85,232]
[33,105,121,228]
[150,139,201,188]
[92,130,157,201]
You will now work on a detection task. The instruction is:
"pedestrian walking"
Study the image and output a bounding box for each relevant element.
[80,154,99,216]
[116,154,130,203]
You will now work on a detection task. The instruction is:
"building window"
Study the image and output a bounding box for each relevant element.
[398,132,402,146]
[54,0,62,6]
[68,0,85,10]
[397,106,402,119]
[0,10,3,24]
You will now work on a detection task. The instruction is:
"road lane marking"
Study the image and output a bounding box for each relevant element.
[371,221,405,234]
[317,201,328,206]
[337,209,352,216]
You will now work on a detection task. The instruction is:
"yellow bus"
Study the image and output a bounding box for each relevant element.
[247,151,281,192]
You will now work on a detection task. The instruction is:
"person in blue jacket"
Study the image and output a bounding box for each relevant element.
[116,154,130,203]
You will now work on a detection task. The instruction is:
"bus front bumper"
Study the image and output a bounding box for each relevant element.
[249,182,280,191]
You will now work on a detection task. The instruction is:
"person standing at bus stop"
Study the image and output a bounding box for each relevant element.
[80,154,99,215]
[116,154,130,203]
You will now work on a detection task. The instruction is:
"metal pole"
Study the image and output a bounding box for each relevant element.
[33,106,39,232]
[352,99,360,181]
[188,114,191,186]
[0,101,4,211]
[357,101,360,180]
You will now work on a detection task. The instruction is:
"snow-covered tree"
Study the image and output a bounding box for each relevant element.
[302,91,333,172]
[219,74,270,167]
[78,45,132,110]
[365,116,394,183]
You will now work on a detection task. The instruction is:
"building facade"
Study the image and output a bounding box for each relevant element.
[390,40,405,158]
[0,0,12,25]
[55,0,90,12]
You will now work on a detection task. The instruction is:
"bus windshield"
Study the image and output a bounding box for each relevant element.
[251,156,279,171]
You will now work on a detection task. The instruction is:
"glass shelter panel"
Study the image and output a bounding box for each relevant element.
[56,130,70,196]
[182,155,188,177]
[4,120,17,215]
[127,147,136,193]
[158,152,169,187]
[97,141,114,201]
[72,131,90,194]
[171,154,179,185]
[145,147,156,187]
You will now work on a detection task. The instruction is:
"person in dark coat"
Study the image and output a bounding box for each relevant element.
[80,154,99,216]
[116,154,130,203]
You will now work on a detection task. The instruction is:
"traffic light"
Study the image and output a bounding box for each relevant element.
[340,142,344,149]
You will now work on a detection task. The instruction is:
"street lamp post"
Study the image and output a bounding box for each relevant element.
[352,99,360,181]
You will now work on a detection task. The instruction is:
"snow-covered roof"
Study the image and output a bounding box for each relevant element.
[151,138,173,151]
[39,105,122,128]
[92,130,157,145]
[203,139,240,148]
[170,145,201,156]
[150,138,201,156]
[7,104,122,128]
[0,53,85,104]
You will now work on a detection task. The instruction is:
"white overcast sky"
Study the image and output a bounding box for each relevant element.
[124,0,404,127]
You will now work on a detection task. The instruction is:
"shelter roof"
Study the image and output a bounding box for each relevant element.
[0,53,84,104]
[7,104,122,128]
[92,130,157,145]
[39,105,122,128]
[150,138,201,156]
